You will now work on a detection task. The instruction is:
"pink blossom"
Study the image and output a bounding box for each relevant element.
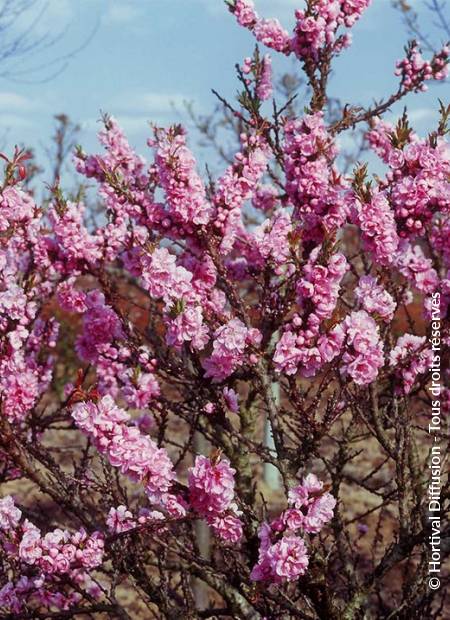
[151,125,211,226]
[49,201,102,270]
[287,473,336,534]
[213,134,269,255]
[273,330,303,376]
[121,370,160,409]
[107,505,136,533]
[340,310,384,385]
[232,0,257,28]
[256,54,273,100]
[223,387,239,412]
[355,275,396,322]
[253,211,292,273]
[284,113,348,241]
[75,291,123,363]
[291,1,371,62]
[253,18,291,54]
[208,514,243,543]
[72,395,177,507]
[252,184,278,211]
[18,521,42,564]
[354,190,399,266]
[202,318,260,381]
[0,496,22,532]
[251,531,309,583]
[188,454,243,542]
[188,455,236,516]
[394,240,439,293]
[395,43,449,92]
[389,334,433,394]
[56,279,87,313]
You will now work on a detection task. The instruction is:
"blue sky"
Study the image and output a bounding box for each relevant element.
[0,0,448,179]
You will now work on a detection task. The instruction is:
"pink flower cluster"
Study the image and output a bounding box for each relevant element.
[274,252,348,377]
[231,1,291,54]
[230,0,371,61]
[213,133,269,254]
[291,0,371,62]
[0,318,58,424]
[390,141,449,238]
[18,524,104,575]
[0,496,103,613]
[368,121,450,238]
[48,202,102,272]
[297,251,348,334]
[389,334,433,394]
[252,183,279,211]
[75,115,147,189]
[256,53,273,100]
[141,247,210,351]
[188,455,243,543]
[353,190,399,266]
[284,113,348,240]
[251,474,335,583]
[71,395,181,510]
[251,529,309,583]
[0,186,35,230]
[75,290,123,363]
[317,310,384,385]
[0,572,101,614]
[355,275,396,322]
[285,474,337,533]
[242,52,273,100]
[0,496,103,574]
[366,118,398,161]
[339,310,384,386]
[73,116,158,263]
[253,211,292,274]
[57,278,87,313]
[395,43,449,92]
[202,318,261,381]
[66,287,161,409]
[394,240,439,294]
[0,495,21,531]
[106,505,165,534]
[141,246,195,305]
[120,362,160,410]
[151,125,211,227]
[431,216,450,268]
[0,184,60,430]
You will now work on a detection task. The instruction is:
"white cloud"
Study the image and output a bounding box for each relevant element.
[104,3,141,24]
[0,92,35,111]
[114,92,194,115]
[0,114,35,129]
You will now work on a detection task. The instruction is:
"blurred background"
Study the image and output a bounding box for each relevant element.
[0,0,448,179]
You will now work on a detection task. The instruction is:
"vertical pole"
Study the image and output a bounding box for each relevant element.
[264,335,280,489]
[193,432,210,609]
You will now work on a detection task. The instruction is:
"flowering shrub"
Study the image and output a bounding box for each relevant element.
[0,0,449,617]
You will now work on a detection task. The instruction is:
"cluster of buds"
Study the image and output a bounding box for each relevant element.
[395,41,449,92]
